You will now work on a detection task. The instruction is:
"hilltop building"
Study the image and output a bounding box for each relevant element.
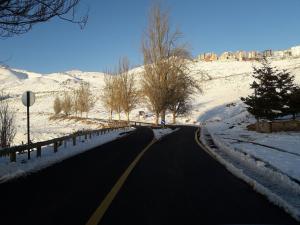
[219,52,235,61]
[291,46,300,57]
[233,51,247,61]
[273,50,285,58]
[263,50,273,58]
[198,52,218,61]
[196,45,300,62]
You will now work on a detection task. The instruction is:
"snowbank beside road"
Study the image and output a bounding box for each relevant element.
[0,127,134,183]
[153,127,179,140]
[199,103,300,221]
[202,102,300,182]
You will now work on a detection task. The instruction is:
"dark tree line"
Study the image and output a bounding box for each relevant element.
[0,0,88,37]
[241,59,300,121]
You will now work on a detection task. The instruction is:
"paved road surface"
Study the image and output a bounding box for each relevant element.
[0,127,153,225]
[0,126,297,225]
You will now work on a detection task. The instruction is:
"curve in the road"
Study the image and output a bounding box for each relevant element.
[100,126,297,225]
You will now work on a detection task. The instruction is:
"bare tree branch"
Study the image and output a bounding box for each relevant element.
[0,0,88,37]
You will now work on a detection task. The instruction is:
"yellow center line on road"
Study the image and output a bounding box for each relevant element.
[86,135,157,225]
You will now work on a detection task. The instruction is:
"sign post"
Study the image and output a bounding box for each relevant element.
[161,119,166,127]
[22,91,35,160]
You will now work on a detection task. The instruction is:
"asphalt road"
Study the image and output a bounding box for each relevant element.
[0,127,153,225]
[0,126,297,225]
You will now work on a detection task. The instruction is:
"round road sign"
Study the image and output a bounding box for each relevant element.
[22,91,35,107]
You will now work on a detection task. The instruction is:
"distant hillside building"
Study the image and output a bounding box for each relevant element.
[263,49,273,58]
[284,49,292,57]
[247,51,259,60]
[198,52,218,62]
[196,44,300,62]
[235,51,247,61]
[219,52,235,61]
[291,46,300,57]
[273,50,285,58]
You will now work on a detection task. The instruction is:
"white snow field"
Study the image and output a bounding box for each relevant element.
[1,57,300,146]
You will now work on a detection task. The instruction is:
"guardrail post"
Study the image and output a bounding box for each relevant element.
[54,142,58,153]
[89,133,92,139]
[84,133,87,140]
[10,152,16,162]
[73,136,76,146]
[37,146,41,157]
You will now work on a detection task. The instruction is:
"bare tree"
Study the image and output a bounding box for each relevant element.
[118,57,139,122]
[0,91,16,148]
[113,77,123,121]
[167,57,201,123]
[0,0,88,37]
[76,82,95,117]
[101,73,116,120]
[53,96,62,115]
[72,88,80,116]
[61,92,72,116]
[141,3,189,125]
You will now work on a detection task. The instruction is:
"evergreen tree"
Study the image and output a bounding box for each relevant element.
[276,69,296,116]
[242,60,281,120]
[289,87,300,120]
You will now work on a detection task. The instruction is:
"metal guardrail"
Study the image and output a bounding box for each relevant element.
[0,126,130,162]
[0,118,163,163]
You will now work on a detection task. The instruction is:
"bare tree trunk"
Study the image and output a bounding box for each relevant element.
[126,112,130,122]
[118,112,121,121]
[161,110,166,123]
[172,111,176,124]
[155,112,159,125]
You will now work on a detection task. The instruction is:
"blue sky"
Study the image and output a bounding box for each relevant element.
[0,0,300,73]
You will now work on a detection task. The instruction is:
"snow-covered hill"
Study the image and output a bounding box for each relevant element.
[1,57,300,145]
[2,58,300,220]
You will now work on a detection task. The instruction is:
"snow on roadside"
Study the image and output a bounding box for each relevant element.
[153,128,179,140]
[201,102,300,182]
[0,127,135,183]
[199,102,300,221]
[199,127,300,222]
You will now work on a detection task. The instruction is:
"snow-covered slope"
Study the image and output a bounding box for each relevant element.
[2,58,300,220]
[1,57,300,145]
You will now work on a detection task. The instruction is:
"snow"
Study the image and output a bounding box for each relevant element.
[201,102,300,182]
[0,127,134,183]
[1,56,300,219]
[199,127,300,222]
[1,57,300,145]
[152,127,179,140]
[198,102,300,221]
